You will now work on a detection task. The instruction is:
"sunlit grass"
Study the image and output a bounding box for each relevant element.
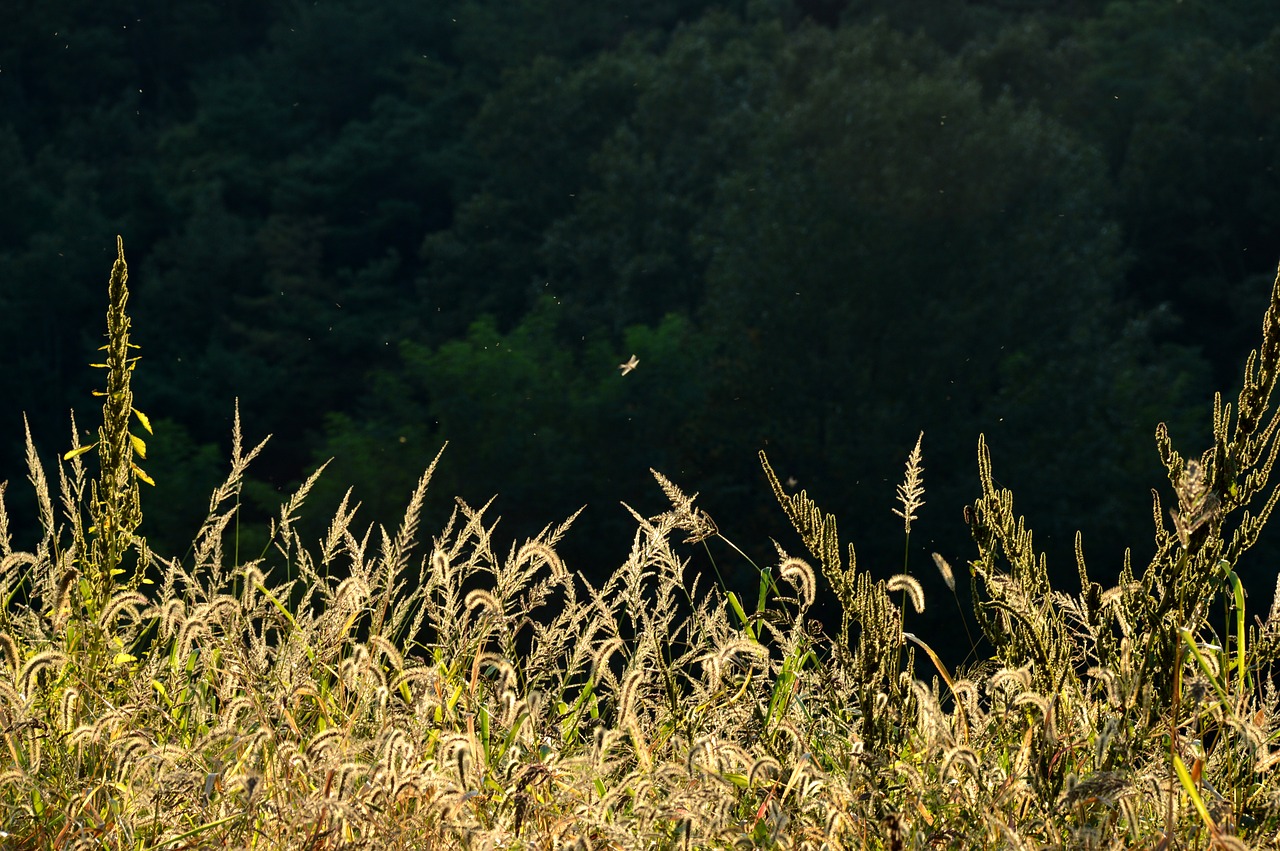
[3,238,1280,848]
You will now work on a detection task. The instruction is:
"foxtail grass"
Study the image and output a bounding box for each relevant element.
[3,240,1280,848]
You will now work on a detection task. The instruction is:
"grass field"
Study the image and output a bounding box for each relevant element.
[3,237,1280,848]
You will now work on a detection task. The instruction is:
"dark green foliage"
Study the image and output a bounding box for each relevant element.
[539,13,789,336]
[1037,1,1280,389]
[402,10,1218,642]
[306,301,716,576]
[685,19,1206,617]
[140,418,227,557]
[450,0,737,74]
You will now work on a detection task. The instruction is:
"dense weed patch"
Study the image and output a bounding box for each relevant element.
[4,239,1280,848]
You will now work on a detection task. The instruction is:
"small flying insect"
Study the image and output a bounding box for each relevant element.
[618,354,639,376]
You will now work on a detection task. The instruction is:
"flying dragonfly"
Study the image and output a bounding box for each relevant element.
[618,354,639,376]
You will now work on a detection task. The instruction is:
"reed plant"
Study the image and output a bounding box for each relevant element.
[3,238,1280,848]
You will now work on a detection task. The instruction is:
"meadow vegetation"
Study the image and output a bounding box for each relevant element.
[5,239,1280,848]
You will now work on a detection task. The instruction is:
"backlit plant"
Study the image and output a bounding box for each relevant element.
[3,239,1280,848]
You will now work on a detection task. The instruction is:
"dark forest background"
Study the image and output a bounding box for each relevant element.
[3,0,1279,665]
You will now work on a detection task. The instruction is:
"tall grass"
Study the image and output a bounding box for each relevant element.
[3,237,1280,848]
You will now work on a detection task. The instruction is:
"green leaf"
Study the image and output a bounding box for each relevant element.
[132,407,153,434]
[1172,751,1216,832]
[1180,628,1232,707]
[726,591,754,640]
[63,443,97,461]
[257,583,312,664]
[132,463,155,486]
[130,433,147,459]
[1220,560,1249,696]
